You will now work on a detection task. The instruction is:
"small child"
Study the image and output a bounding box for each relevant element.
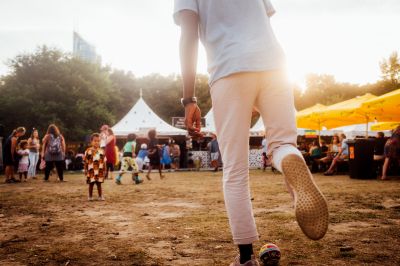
[136,143,148,173]
[17,140,29,182]
[84,133,106,201]
[115,133,142,185]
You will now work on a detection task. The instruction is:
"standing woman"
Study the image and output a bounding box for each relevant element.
[3,127,26,183]
[105,128,116,179]
[27,128,40,179]
[146,129,165,180]
[41,124,66,182]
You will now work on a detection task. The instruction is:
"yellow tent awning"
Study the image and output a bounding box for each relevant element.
[361,88,400,122]
[371,122,400,131]
[315,93,377,129]
[296,104,327,130]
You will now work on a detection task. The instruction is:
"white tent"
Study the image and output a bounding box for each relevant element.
[250,117,316,136]
[112,96,186,136]
[330,123,379,139]
[202,108,216,133]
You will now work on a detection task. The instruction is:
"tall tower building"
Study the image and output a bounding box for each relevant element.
[73,32,101,64]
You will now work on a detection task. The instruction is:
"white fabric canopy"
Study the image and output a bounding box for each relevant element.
[202,108,216,133]
[112,97,186,136]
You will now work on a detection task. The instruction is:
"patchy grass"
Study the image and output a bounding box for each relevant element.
[0,171,400,265]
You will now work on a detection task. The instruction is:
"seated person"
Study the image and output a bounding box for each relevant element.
[324,133,349,175]
[309,140,322,172]
[320,140,329,156]
[381,126,400,180]
[374,132,386,161]
[319,135,340,164]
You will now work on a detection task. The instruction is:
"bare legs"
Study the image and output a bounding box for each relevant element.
[88,182,102,198]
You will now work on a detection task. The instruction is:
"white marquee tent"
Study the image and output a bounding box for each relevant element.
[112,96,186,136]
[202,108,216,133]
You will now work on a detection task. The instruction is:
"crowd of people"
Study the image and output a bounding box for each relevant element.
[2,124,187,199]
[296,127,400,179]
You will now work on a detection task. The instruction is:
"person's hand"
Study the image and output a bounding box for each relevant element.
[184,103,203,139]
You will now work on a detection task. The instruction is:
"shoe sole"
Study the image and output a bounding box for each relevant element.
[281,154,329,240]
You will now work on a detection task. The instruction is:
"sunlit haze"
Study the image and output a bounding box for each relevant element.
[0,0,399,87]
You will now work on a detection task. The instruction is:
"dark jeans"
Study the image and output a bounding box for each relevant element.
[45,160,64,181]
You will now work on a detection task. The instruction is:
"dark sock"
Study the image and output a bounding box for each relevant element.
[238,244,253,264]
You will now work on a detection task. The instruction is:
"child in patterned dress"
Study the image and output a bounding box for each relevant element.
[84,133,107,201]
[17,140,30,182]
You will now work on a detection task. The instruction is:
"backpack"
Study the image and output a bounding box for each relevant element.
[48,135,62,155]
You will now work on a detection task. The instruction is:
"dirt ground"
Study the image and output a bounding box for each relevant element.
[1,170,400,266]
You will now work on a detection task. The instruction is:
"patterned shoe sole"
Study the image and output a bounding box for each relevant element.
[281,154,329,240]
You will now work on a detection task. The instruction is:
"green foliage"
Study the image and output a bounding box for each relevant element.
[0,46,115,141]
[0,46,399,141]
[380,51,400,85]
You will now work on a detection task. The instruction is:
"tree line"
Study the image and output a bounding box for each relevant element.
[0,46,398,141]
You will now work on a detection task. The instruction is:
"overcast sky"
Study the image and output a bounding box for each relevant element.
[0,0,399,87]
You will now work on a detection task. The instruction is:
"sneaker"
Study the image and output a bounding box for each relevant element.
[98,196,105,201]
[88,197,93,201]
[230,255,259,266]
[281,154,329,240]
[115,179,121,185]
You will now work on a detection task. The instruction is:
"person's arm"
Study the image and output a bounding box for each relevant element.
[41,135,47,158]
[11,137,17,161]
[61,135,66,155]
[179,10,203,137]
[106,135,114,145]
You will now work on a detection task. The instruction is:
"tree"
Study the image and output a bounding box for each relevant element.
[380,51,400,85]
[0,46,115,140]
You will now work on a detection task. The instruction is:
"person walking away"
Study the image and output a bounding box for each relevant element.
[170,140,181,170]
[209,134,220,172]
[3,127,26,183]
[84,133,106,201]
[17,140,29,182]
[115,133,142,185]
[146,129,165,180]
[174,1,329,264]
[27,128,40,179]
[41,124,66,182]
[136,143,148,172]
[105,128,117,180]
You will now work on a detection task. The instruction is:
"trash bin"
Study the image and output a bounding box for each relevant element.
[347,139,375,179]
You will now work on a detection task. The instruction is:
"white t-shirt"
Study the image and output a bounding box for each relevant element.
[18,149,30,164]
[173,0,285,86]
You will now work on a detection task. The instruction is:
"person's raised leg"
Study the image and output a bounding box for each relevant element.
[255,70,328,240]
[211,72,259,264]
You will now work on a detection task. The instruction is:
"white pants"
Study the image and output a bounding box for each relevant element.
[136,158,144,171]
[28,152,39,178]
[211,71,302,244]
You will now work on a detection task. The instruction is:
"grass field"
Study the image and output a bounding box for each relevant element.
[1,170,400,265]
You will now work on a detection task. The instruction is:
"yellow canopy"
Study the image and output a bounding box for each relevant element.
[360,88,400,122]
[296,104,327,130]
[371,122,400,131]
[315,93,377,129]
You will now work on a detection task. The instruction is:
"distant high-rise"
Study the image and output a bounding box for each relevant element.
[73,32,101,64]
